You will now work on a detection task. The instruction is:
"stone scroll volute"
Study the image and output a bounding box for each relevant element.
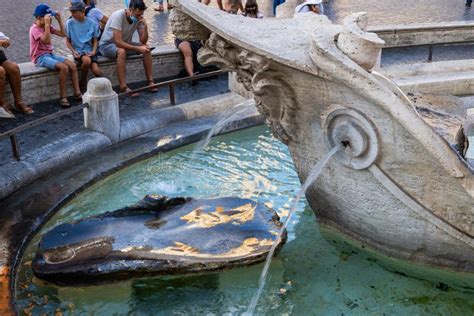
[198,33,298,144]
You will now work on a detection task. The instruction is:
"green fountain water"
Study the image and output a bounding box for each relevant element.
[15,126,474,315]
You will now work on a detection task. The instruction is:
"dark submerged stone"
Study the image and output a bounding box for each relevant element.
[32,195,286,285]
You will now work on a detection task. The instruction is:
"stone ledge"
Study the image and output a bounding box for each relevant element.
[370,21,474,48]
[0,93,250,201]
[382,59,474,95]
[5,44,182,106]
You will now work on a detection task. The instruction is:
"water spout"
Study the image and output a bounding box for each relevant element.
[246,145,341,315]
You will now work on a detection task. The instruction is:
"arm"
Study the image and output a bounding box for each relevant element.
[53,12,67,37]
[66,37,80,58]
[90,37,98,56]
[137,18,148,44]
[217,0,224,10]
[113,29,149,53]
[100,15,109,25]
[40,16,53,44]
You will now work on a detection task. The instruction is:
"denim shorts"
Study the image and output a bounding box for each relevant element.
[35,53,66,70]
[99,43,140,59]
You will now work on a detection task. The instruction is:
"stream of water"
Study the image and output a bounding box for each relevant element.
[15,126,474,315]
[246,145,341,315]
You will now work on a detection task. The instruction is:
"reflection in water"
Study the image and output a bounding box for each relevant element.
[15,126,474,315]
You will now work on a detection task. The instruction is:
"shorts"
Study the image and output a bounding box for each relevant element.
[35,53,66,70]
[98,43,140,59]
[0,50,7,66]
[174,38,202,53]
[74,53,99,64]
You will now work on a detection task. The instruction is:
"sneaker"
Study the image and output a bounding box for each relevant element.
[0,106,15,118]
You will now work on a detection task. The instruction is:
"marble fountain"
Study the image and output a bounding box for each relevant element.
[170,0,474,277]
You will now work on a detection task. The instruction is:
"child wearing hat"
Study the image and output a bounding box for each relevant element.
[30,3,82,107]
[0,32,34,118]
[66,1,102,92]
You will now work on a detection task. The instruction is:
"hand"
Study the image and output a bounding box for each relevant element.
[87,51,96,57]
[0,39,10,48]
[55,11,62,21]
[73,51,81,59]
[138,15,146,27]
[137,45,150,54]
[44,14,52,25]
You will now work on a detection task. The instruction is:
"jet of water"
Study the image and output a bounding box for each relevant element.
[193,103,250,154]
[245,145,341,315]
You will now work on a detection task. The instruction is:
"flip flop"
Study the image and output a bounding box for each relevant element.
[15,102,34,115]
[120,86,140,97]
[147,81,159,93]
[60,97,71,108]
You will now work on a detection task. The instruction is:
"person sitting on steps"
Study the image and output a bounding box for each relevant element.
[66,1,103,93]
[0,32,34,118]
[99,0,158,97]
[30,4,82,108]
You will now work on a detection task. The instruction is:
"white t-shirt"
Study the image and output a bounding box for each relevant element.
[99,9,142,46]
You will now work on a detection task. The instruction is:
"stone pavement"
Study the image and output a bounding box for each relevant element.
[2,0,474,63]
[0,74,229,166]
[381,43,474,67]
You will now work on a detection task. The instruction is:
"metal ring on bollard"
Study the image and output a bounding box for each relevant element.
[324,107,379,170]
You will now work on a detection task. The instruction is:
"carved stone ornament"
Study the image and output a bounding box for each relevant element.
[198,33,298,144]
[169,9,210,41]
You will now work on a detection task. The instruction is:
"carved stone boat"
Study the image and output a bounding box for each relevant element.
[171,0,474,281]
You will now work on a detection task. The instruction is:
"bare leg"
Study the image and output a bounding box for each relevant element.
[142,50,154,82]
[64,59,81,96]
[2,61,21,105]
[2,61,33,114]
[178,41,195,76]
[202,0,211,4]
[90,63,102,78]
[55,62,69,99]
[117,48,127,90]
[79,55,92,91]
[0,66,6,107]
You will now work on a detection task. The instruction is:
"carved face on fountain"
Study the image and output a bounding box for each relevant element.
[32,195,285,285]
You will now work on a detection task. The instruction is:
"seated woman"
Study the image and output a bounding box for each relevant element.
[243,0,263,18]
[0,32,34,118]
[294,0,324,14]
[175,38,202,78]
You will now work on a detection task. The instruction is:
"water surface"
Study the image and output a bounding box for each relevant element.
[16,126,474,315]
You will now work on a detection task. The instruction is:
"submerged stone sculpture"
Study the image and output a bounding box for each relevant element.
[32,195,285,285]
[172,0,474,279]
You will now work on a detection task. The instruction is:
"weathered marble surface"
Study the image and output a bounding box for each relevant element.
[173,0,474,274]
[32,195,285,285]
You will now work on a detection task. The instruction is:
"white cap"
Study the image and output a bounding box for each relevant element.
[295,0,323,14]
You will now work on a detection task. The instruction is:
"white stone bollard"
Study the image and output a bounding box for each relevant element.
[83,78,120,143]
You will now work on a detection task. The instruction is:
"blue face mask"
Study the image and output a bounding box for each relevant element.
[130,15,138,23]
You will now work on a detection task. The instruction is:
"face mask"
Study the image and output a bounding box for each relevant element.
[130,15,138,23]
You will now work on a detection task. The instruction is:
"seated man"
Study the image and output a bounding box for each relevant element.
[99,0,157,96]
[0,32,34,117]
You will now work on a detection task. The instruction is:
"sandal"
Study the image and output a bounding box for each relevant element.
[15,102,34,115]
[120,86,140,97]
[73,93,83,101]
[60,97,70,108]
[147,81,159,93]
